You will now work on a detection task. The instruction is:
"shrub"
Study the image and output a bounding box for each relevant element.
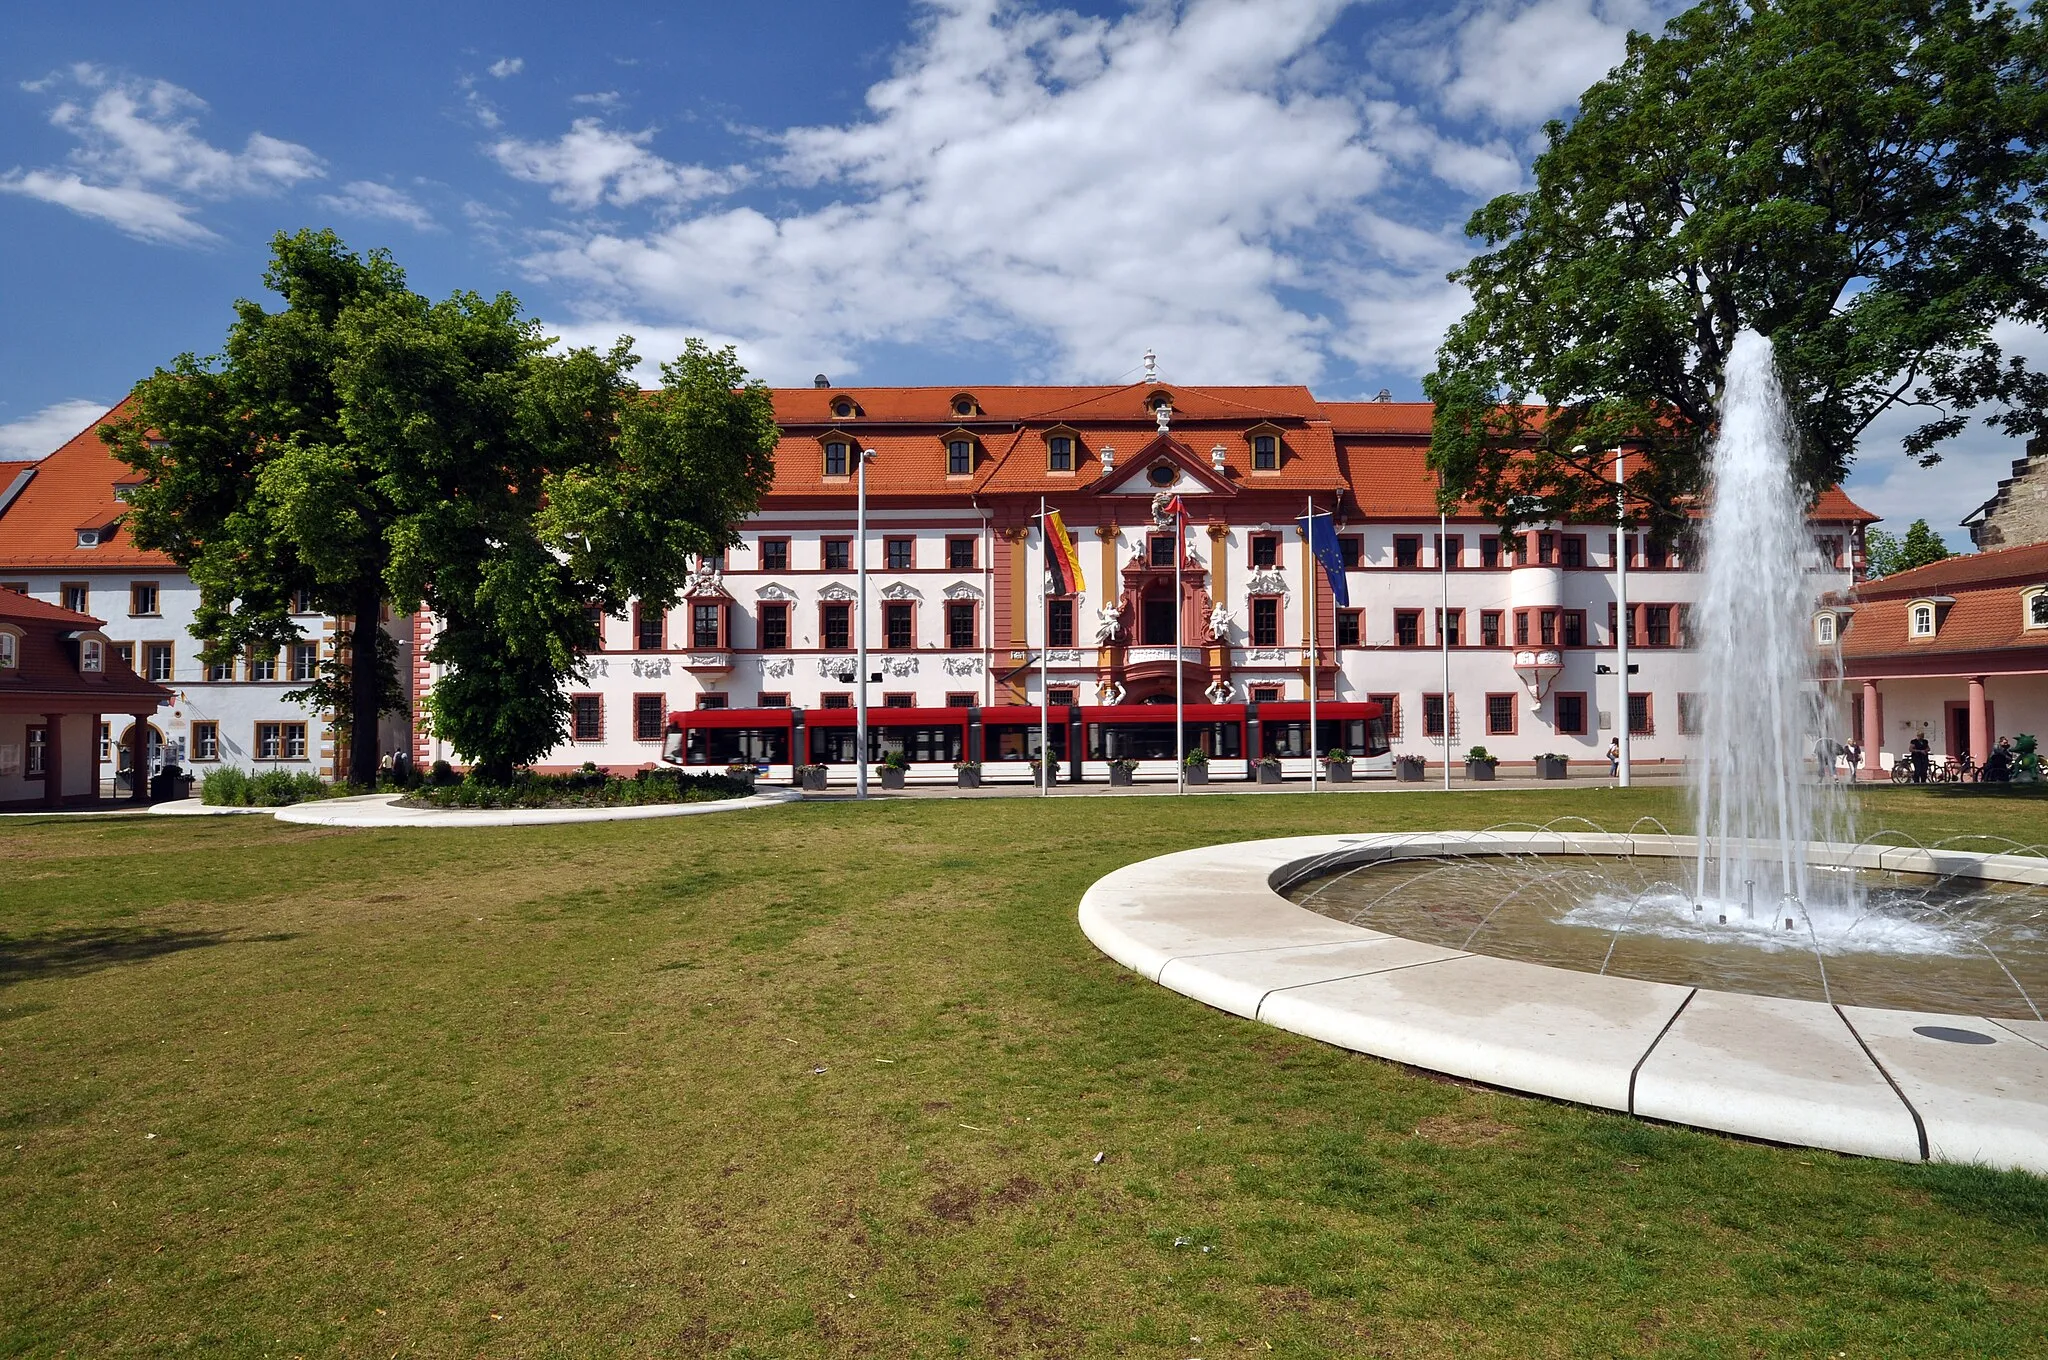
[200,767,250,806]
[201,766,332,806]
[1182,749,1209,768]
[401,767,751,810]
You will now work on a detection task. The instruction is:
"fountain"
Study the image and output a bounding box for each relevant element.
[1080,331,2048,1169]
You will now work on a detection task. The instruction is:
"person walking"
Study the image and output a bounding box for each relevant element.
[1606,737,1620,778]
[1909,731,1930,783]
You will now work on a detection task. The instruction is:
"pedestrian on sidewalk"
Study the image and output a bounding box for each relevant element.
[1606,737,1620,777]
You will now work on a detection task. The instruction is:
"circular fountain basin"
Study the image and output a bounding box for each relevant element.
[1078,831,2048,1173]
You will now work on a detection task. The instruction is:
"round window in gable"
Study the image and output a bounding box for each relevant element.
[1147,462,1178,487]
[832,398,854,418]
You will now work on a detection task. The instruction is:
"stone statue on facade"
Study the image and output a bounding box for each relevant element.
[1205,600,1230,643]
[1095,600,1124,644]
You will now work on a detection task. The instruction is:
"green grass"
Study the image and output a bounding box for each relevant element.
[2,785,2044,1357]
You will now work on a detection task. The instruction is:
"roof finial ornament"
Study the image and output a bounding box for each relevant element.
[1154,395,1172,434]
[1142,349,1157,384]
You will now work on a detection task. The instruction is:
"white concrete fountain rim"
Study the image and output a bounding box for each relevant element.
[1078,830,2048,1174]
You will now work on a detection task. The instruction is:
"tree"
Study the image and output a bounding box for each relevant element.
[1424,0,2048,540]
[1863,518,1954,578]
[105,230,778,783]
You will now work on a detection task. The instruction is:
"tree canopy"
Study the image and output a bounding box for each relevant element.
[1863,518,1955,578]
[1424,0,2048,539]
[105,229,779,782]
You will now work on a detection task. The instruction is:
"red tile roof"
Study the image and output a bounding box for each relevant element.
[1840,541,2048,662]
[0,397,165,569]
[1856,540,2048,598]
[0,586,172,706]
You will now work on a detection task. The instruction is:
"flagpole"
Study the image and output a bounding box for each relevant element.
[1040,496,1050,797]
[1441,505,1451,793]
[1175,504,1185,796]
[1307,495,1318,794]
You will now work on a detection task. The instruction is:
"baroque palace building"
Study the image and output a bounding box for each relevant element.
[1,373,1876,785]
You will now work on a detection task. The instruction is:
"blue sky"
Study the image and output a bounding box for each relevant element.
[0,0,2028,545]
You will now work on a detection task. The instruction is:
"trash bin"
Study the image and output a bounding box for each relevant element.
[150,763,191,802]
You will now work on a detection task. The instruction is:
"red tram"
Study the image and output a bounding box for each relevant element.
[662,700,1389,786]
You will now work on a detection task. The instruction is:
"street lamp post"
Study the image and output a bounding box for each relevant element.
[1614,447,1631,788]
[856,447,875,801]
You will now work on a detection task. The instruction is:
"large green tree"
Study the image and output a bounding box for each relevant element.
[105,229,779,783]
[1863,518,1955,577]
[1425,0,2048,538]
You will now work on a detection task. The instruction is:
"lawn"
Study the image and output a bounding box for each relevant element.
[3,785,2044,1358]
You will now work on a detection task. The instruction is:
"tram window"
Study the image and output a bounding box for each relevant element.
[985,724,1067,761]
[686,725,790,766]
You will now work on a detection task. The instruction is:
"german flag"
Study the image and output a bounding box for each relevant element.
[1045,509,1086,597]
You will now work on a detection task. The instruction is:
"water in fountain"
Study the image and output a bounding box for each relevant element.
[1689,329,1854,918]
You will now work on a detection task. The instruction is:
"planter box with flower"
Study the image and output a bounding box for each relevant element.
[1321,749,1354,783]
[1464,746,1500,782]
[1534,752,1570,780]
[725,761,757,790]
[876,750,910,789]
[1256,755,1285,785]
[1107,757,1139,787]
[954,760,982,788]
[1395,754,1427,782]
[1182,749,1209,785]
[1027,757,1058,786]
[796,763,829,791]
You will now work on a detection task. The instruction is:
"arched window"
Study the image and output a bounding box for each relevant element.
[2027,589,2048,629]
[1911,603,1935,637]
[1815,614,1835,645]
[80,637,104,672]
[0,627,16,668]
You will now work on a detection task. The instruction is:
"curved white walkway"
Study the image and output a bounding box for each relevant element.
[1079,832,2048,1173]
[151,789,800,827]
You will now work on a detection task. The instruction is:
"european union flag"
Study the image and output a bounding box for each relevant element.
[1296,509,1350,607]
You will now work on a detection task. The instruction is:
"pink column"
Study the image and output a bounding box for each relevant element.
[1861,681,1882,778]
[1968,676,1989,763]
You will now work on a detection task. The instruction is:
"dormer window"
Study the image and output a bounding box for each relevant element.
[951,393,981,418]
[824,440,850,477]
[829,396,860,420]
[80,637,104,673]
[0,627,17,669]
[1815,614,1836,645]
[2025,587,2048,630]
[1049,436,1073,471]
[77,528,102,549]
[1253,435,1277,470]
[947,439,973,476]
[1911,603,1936,637]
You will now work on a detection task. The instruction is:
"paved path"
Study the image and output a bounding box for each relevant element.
[1080,831,2048,1173]
[271,789,802,828]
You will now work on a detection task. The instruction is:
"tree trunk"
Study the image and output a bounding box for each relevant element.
[350,582,383,788]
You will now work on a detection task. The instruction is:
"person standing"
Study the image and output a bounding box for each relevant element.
[1909,731,1930,783]
[1607,737,1620,778]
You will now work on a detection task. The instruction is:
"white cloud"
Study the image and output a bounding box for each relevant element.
[504,0,1538,387]
[491,119,745,209]
[0,398,111,461]
[570,91,623,109]
[489,57,525,79]
[1439,0,1661,126]
[318,180,437,231]
[1,64,323,245]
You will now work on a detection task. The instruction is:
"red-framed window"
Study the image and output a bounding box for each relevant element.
[1435,534,1462,568]
[822,538,851,571]
[1251,685,1281,703]
[1434,608,1463,647]
[691,602,725,650]
[584,605,607,651]
[759,537,790,571]
[1480,610,1502,647]
[1485,693,1517,736]
[884,602,915,650]
[882,692,914,708]
[1335,610,1361,646]
[1629,693,1653,736]
[571,694,603,740]
[1559,610,1585,648]
[759,602,789,650]
[1250,534,1280,569]
[1553,692,1587,735]
[821,603,851,650]
[1338,534,1363,569]
[1479,535,1501,568]
[1047,598,1075,647]
[1678,692,1704,735]
[1394,610,1421,647]
[1533,532,1556,565]
[946,535,976,570]
[757,692,789,707]
[1514,610,1530,646]
[1368,692,1401,739]
[1422,693,1456,740]
[633,694,665,741]
[696,694,729,709]
[1251,597,1280,647]
[945,600,977,650]
[885,537,915,570]
[1149,533,1176,568]
[946,692,975,707]
[1393,535,1420,568]
[634,601,666,651]
[1560,534,1586,568]
[821,693,852,709]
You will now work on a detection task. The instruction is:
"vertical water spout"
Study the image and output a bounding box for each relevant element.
[1691,331,1855,909]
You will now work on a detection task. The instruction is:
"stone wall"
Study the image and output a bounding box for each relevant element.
[1969,437,2048,549]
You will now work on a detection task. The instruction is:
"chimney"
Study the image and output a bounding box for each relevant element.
[813,374,830,389]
